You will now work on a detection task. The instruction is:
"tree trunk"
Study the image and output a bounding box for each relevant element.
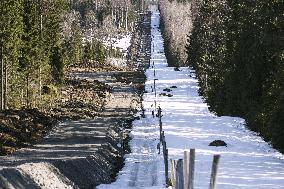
[38,67,41,107]
[126,6,128,31]
[0,46,4,110]
[118,8,121,29]
[111,5,114,23]
[4,57,7,109]
[26,75,29,108]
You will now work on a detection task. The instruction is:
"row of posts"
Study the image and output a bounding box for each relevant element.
[171,151,221,189]
[157,107,221,189]
[157,106,169,186]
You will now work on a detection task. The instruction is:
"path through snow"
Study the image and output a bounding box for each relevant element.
[99,7,284,189]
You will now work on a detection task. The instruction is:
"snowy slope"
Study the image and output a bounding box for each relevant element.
[99,7,284,189]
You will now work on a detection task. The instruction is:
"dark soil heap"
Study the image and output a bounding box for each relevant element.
[0,109,56,155]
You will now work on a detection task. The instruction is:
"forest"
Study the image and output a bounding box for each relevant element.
[0,0,142,111]
[159,0,284,152]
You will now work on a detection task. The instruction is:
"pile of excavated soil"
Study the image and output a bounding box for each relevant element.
[0,74,113,156]
[0,109,56,155]
[50,77,112,120]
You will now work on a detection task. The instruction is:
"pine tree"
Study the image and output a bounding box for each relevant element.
[0,0,24,109]
[20,0,43,108]
[43,0,68,84]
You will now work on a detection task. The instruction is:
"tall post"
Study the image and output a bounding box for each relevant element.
[188,149,195,189]
[165,149,169,185]
[183,151,189,189]
[176,159,184,189]
[159,107,162,142]
[209,155,221,189]
[171,160,177,189]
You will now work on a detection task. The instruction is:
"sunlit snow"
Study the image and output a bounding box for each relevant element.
[98,7,284,189]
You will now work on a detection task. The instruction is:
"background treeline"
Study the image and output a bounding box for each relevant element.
[160,0,284,152]
[159,0,201,66]
[0,0,145,110]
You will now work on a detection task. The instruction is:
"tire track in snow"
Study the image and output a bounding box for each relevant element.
[128,117,159,187]
[128,162,139,187]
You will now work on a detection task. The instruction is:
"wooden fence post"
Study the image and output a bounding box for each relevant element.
[165,149,169,185]
[162,131,165,144]
[189,149,195,189]
[159,110,162,142]
[154,78,156,97]
[209,155,221,189]
[176,159,184,189]
[183,151,189,189]
[171,160,177,189]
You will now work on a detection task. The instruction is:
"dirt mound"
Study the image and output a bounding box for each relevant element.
[209,140,227,147]
[0,109,56,155]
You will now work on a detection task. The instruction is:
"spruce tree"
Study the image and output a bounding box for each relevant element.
[0,0,24,109]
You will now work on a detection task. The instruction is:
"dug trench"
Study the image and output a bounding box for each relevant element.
[0,12,151,189]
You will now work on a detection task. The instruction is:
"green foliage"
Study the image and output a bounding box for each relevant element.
[186,0,284,151]
[94,41,106,64]
[51,46,64,84]
[83,40,106,64]
[0,0,24,108]
[83,42,93,61]
[0,0,69,109]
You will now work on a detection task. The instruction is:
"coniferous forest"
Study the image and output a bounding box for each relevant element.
[160,0,284,152]
[0,0,141,110]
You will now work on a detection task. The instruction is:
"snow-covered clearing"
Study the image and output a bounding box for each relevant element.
[112,34,132,53]
[99,7,284,189]
[103,34,132,54]
[103,34,131,68]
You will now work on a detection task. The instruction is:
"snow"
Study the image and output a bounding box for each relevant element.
[106,57,127,68]
[98,7,284,189]
[103,34,132,68]
[112,34,132,53]
[104,34,132,55]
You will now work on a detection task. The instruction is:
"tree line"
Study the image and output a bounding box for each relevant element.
[1,0,69,110]
[160,0,284,152]
[0,0,143,111]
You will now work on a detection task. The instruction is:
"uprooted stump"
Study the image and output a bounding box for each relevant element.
[209,140,227,147]
[163,88,172,92]
[159,93,173,97]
